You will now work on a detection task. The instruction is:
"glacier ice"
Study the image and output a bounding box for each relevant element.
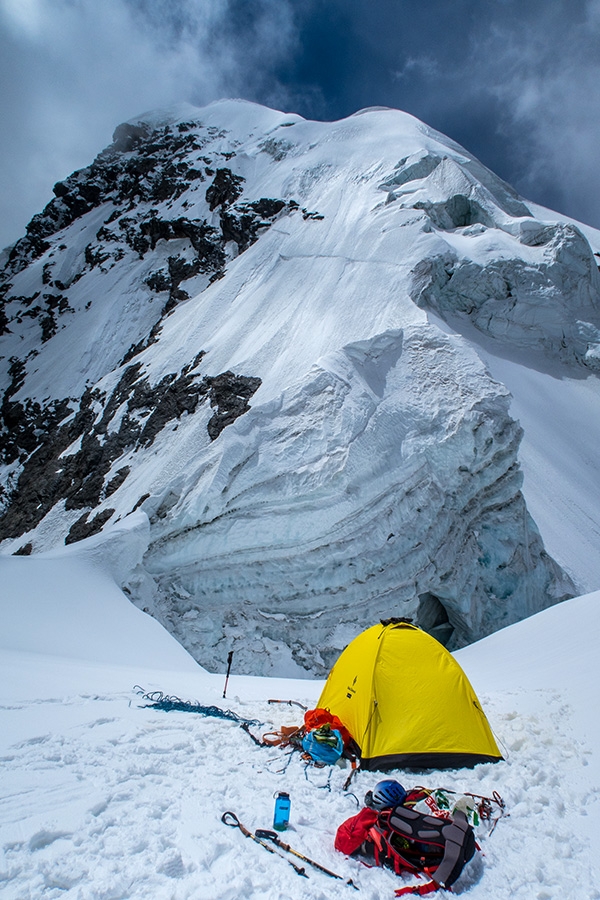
[138,327,571,675]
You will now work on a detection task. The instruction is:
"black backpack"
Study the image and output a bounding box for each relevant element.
[367,804,476,893]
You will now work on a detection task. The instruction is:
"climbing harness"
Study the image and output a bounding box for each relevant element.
[260,724,305,748]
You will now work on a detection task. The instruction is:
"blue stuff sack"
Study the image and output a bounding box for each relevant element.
[302,725,344,764]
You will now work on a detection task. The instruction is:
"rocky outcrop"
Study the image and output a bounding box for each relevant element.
[0,357,261,543]
[0,113,306,550]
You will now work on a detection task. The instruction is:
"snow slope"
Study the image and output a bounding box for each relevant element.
[1,548,599,899]
[476,347,600,592]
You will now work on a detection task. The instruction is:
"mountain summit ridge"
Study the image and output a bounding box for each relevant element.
[2,100,597,673]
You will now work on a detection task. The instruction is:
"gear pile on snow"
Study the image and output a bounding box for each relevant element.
[335,781,505,896]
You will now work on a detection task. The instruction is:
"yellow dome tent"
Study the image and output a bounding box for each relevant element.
[317,619,502,770]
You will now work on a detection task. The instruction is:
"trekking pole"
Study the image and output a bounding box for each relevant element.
[221,812,308,877]
[255,829,359,889]
[222,650,234,699]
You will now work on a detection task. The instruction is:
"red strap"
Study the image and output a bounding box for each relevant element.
[394,880,441,897]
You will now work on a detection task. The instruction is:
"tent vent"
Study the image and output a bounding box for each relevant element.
[417,593,454,646]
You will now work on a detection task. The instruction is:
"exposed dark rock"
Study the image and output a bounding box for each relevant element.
[134,370,210,446]
[0,283,11,335]
[0,114,297,546]
[121,195,297,355]
[121,321,163,365]
[0,355,72,465]
[0,356,260,542]
[40,311,57,342]
[140,214,223,256]
[13,542,33,556]
[205,168,244,210]
[131,493,150,513]
[9,292,40,309]
[145,269,171,293]
[111,123,150,153]
[259,138,293,161]
[220,199,295,253]
[65,508,115,545]
[3,120,209,274]
[206,371,262,440]
[94,365,141,434]
[302,208,324,220]
[85,244,110,269]
[5,357,26,397]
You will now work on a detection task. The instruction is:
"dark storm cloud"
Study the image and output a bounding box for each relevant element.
[275,0,600,229]
[0,0,299,250]
[1,0,600,250]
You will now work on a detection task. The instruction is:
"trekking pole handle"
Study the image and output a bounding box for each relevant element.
[222,811,246,833]
[256,829,280,841]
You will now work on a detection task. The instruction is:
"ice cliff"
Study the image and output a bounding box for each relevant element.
[2,99,596,674]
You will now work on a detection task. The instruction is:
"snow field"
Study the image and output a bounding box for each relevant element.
[1,672,598,899]
[1,552,599,898]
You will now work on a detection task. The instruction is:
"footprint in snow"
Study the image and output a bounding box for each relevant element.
[158,853,185,878]
[28,829,72,851]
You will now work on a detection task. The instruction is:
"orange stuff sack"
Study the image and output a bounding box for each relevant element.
[304,708,354,748]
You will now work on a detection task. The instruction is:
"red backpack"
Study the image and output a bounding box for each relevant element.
[334,807,379,855]
[335,803,476,896]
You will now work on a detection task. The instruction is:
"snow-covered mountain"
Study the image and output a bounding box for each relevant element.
[2,99,600,675]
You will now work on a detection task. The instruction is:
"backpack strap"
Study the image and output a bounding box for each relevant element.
[394,880,440,897]
[428,809,472,889]
[385,806,474,888]
[367,816,423,877]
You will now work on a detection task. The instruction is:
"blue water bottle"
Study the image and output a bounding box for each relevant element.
[273,791,291,831]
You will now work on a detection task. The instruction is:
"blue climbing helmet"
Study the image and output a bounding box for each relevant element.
[365,779,407,811]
